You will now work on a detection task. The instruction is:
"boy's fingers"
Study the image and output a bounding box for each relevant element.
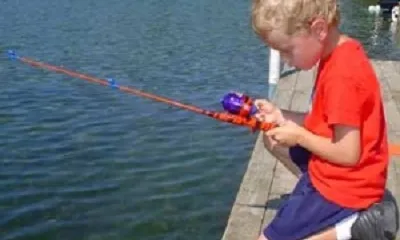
[254,99,274,112]
[277,118,287,126]
[266,128,279,137]
[254,99,269,109]
[254,113,265,122]
[255,113,277,123]
[264,114,277,123]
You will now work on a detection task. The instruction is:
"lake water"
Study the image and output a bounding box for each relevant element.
[0,0,399,240]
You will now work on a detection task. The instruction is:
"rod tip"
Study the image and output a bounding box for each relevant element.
[7,50,18,60]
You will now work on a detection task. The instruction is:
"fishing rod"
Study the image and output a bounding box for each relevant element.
[6,50,276,133]
[6,50,400,156]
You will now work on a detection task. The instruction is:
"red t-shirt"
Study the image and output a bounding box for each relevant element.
[304,39,389,209]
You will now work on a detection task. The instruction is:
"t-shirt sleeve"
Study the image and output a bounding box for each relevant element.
[323,77,366,128]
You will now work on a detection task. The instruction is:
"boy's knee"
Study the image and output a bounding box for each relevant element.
[262,134,273,150]
[257,234,268,240]
[262,134,289,157]
[262,135,303,177]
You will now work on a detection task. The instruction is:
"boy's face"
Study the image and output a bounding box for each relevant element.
[263,19,327,70]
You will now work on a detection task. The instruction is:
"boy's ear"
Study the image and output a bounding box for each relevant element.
[310,18,328,41]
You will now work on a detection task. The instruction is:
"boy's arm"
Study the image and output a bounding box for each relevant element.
[297,124,361,166]
[282,109,307,126]
[293,71,369,167]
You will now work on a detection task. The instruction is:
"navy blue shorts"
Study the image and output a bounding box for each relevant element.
[263,145,357,240]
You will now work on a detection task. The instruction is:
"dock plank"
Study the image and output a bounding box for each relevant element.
[220,134,275,240]
[375,61,400,219]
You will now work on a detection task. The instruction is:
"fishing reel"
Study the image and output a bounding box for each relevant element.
[221,92,258,118]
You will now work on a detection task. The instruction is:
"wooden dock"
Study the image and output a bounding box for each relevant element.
[221,60,400,240]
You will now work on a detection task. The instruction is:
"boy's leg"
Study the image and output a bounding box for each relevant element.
[262,134,302,178]
[257,216,358,240]
[257,234,268,240]
[261,128,356,240]
[260,172,357,240]
[305,213,359,240]
[303,228,337,240]
[257,190,399,240]
[257,228,337,240]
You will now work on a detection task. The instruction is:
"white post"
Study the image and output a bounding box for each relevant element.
[268,48,280,99]
[392,5,399,22]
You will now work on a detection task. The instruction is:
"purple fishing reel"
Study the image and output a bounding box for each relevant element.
[221,92,257,118]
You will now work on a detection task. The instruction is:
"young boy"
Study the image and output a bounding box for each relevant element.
[251,0,391,239]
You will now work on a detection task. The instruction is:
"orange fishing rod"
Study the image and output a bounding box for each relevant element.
[7,50,400,156]
[6,50,276,133]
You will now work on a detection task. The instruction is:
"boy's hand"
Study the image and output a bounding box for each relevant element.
[254,99,285,124]
[254,99,287,148]
[265,120,306,147]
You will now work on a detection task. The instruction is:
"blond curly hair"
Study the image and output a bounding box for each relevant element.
[252,0,340,37]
